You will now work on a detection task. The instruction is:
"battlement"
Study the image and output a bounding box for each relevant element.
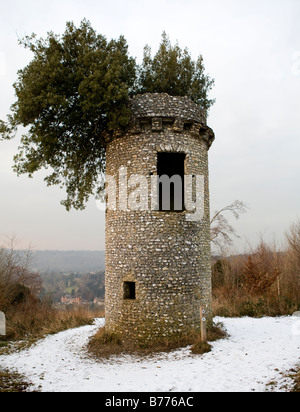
[130,93,207,125]
[128,94,214,150]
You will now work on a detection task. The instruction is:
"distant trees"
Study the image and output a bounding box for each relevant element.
[0,20,214,211]
[78,273,105,301]
[40,271,105,303]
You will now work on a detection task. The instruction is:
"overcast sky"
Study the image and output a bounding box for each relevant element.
[0,0,300,252]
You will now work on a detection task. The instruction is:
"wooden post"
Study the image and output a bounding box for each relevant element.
[200,306,207,343]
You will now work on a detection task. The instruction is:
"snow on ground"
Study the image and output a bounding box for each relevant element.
[0,317,299,392]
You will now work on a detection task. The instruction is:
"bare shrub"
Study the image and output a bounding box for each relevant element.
[285,220,300,302]
[241,241,281,296]
[210,200,248,254]
[0,239,41,313]
[212,235,299,318]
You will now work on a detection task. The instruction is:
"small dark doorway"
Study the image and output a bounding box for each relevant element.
[123,282,136,300]
[157,152,185,212]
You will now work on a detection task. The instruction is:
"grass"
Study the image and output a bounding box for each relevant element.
[292,368,300,392]
[88,322,227,359]
[190,323,226,355]
[212,288,299,318]
[266,367,300,392]
[0,368,35,393]
[1,306,104,344]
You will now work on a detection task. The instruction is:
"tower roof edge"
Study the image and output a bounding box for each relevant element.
[130,93,207,125]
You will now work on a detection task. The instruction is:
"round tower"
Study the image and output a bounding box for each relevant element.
[105,93,215,342]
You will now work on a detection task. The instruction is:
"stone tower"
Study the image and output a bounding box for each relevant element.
[105,93,215,342]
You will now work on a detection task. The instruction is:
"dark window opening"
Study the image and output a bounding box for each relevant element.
[157,152,185,212]
[184,122,193,131]
[123,282,136,300]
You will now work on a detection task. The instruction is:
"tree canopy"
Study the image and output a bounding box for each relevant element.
[0,20,215,210]
[137,32,215,111]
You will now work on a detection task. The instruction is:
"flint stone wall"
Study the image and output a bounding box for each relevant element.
[105,93,214,342]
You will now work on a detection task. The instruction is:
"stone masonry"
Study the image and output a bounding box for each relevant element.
[105,93,215,342]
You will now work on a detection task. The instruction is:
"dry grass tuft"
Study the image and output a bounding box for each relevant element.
[88,322,227,359]
[292,369,300,392]
[1,306,105,343]
[0,368,34,392]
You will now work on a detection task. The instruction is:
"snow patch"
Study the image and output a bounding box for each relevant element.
[0,317,299,392]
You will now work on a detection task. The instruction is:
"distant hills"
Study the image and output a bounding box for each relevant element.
[29,250,105,274]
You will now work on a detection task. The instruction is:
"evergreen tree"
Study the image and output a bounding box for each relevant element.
[137,32,215,110]
[0,22,214,210]
[0,20,136,210]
